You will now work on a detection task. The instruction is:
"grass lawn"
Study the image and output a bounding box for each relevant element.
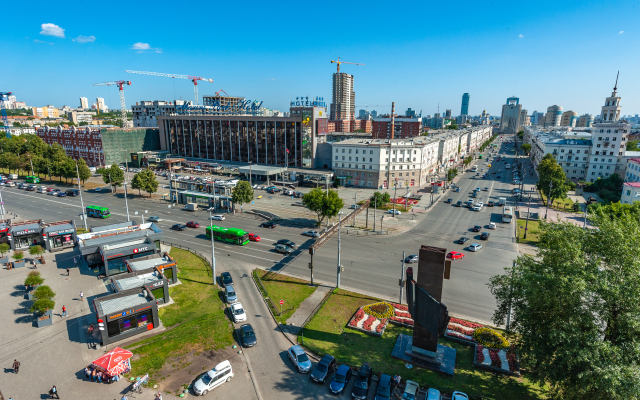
[255,269,317,324]
[301,289,548,400]
[126,248,233,383]
[538,192,578,213]
[517,219,541,245]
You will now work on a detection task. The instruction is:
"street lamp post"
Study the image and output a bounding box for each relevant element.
[248,161,252,188]
[0,187,6,219]
[544,181,552,220]
[392,181,398,216]
[336,211,343,288]
[75,162,88,231]
[123,152,131,222]
[209,208,217,285]
[523,194,531,239]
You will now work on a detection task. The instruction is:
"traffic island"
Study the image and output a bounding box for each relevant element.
[253,269,317,325]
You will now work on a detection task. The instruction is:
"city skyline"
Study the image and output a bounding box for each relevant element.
[2,0,639,117]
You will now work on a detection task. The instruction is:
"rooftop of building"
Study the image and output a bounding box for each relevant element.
[624,152,640,158]
[628,158,640,164]
[623,182,640,188]
[113,271,163,291]
[77,222,162,249]
[127,253,174,272]
[331,137,439,147]
[96,290,153,316]
[545,138,592,146]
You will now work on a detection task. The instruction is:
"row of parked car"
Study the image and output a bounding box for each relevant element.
[13,183,80,197]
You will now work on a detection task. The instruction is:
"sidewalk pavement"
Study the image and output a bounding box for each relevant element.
[285,285,333,334]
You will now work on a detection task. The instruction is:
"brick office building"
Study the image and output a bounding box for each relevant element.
[372,116,423,139]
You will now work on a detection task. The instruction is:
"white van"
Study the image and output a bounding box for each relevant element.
[37,186,48,194]
[471,165,478,172]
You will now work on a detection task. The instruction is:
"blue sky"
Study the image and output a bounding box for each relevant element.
[2,0,638,117]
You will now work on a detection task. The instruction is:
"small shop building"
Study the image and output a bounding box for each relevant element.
[125,252,178,284]
[42,220,77,252]
[110,269,170,305]
[0,219,11,245]
[94,287,160,345]
[8,220,43,250]
[77,222,163,277]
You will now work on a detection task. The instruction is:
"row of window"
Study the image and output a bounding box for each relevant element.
[333,163,419,170]
[335,148,422,155]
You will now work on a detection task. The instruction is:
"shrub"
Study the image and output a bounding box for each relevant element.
[472,327,510,349]
[25,271,44,287]
[30,285,56,315]
[0,243,10,256]
[13,251,24,261]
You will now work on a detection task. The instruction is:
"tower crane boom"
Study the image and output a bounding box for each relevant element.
[0,92,12,138]
[93,81,131,127]
[330,57,364,74]
[125,70,213,105]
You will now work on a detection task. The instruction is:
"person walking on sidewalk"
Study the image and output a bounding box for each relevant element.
[79,291,84,301]
[12,359,20,373]
[66,268,69,276]
[62,305,67,317]
[50,385,60,399]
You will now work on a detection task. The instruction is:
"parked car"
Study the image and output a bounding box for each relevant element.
[329,365,353,395]
[210,215,225,221]
[457,237,470,244]
[17,183,26,189]
[276,239,296,248]
[224,285,238,304]
[447,251,465,260]
[260,221,276,229]
[186,221,200,228]
[147,216,162,222]
[488,201,494,207]
[351,363,372,400]
[455,201,463,207]
[403,380,420,400]
[386,209,401,215]
[452,391,469,400]
[248,233,261,242]
[192,360,234,396]
[480,232,490,240]
[375,374,392,400]
[65,189,80,196]
[27,185,37,191]
[472,205,481,211]
[444,198,453,203]
[220,272,233,288]
[483,187,489,191]
[302,230,320,238]
[404,255,419,264]
[275,244,294,254]
[171,224,186,231]
[488,222,497,229]
[469,243,483,252]
[239,324,257,347]
[349,204,360,209]
[310,354,336,383]
[472,225,482,232]
[56,192,67,197]
[229,302,246,323]
[288,345,312,373]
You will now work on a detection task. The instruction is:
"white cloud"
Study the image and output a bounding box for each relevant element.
[266,78,276,81]
[40,23,65,38]
[34,39,54,45]
[518,34,524,38]
[131,42,150,50]
[73,35,96,43]
[619,30,624,34]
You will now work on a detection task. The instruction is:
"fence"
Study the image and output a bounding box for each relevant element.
[252,269,294,316]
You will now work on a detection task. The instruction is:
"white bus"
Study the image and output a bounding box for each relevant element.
[502,206,513,223]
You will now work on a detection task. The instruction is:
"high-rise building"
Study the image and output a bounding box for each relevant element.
[405,108,417,118]
[461,93,470,116]
[330,73,355,120]
[96,97,107,113]
[358,109,367,119]
[544,105,563,127]
[445,109,452,119]
[499,97,523,134]
[370,110,378,118]
[79,97,88,109]
[577,114,594,127]
[561,110,578,127]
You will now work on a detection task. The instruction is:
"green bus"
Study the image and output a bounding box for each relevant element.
[26,176,40,183]
[86,205,111,218]
[206,225,249,245]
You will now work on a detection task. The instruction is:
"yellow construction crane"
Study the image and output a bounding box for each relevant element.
[330,57,364,73]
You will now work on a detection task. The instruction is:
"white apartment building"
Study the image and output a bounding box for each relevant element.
[96,97,107,112]
[332,138,439,189]
[624,157,640,183]
[621,182,640,204]
[67,111,94,124]
[79,97,89,109]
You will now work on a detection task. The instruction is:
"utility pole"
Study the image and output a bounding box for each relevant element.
[123,152,130,222]
[29,155,34,176]
[353,193,357,227]
[336,211,343,288]
[248,161,252,188]
[523,194,531,239]
[392,181,398,216]
[506,260,515,330]
[0,187,6,219]
[209,207,217,284]
[400,251,406,304]
[373,196,377,232]
[75,162,88,231]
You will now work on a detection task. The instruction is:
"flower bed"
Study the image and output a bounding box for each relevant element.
[347,306,389,337]
[476,344,485,363]
[473,327,510,349]
[349,308,365,327]
[390,303,408,312]
[473,344,521,377]
[363,302,394,319]
[390,316,414,326]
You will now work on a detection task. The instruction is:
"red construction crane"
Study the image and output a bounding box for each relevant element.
[215,89,229,97]
[330,57,364,74]
[93,80,131,126]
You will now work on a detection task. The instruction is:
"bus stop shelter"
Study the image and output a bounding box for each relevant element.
[237,165,287,185]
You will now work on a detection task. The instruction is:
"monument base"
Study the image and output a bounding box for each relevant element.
[391,334,456,376]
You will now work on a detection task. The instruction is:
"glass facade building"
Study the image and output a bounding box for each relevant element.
[158,116,303,167]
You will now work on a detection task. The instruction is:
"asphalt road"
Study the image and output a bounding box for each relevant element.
[1,135,522,325]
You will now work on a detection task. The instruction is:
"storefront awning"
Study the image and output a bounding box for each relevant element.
[92,347,133,374]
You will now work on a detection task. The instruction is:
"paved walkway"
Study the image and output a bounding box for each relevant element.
[285,285,333,333]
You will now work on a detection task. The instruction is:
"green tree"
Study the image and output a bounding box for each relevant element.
[463,156,473,166]
[12,250,24,262]
[302,187,345,226]
[489,215,640,399]
[0,243,9,258]
[231,181,254,212]
[30,285,56,314]
[584,174,624,204]
[447,169,458,182]
[588,201,640,220]
[520,143,531,154]
[370,191,391,208]
[627,140,639,151]
[446,124,458,130]
[76,158,92,183]
[130,172,145,196]
[25,270,44,287]
[98,164,124,193]
[29,245,45,262]
[536,153,570,205]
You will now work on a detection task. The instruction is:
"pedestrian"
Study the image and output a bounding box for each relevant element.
[50,385,59,399]
[155,392,163,400]
[66,267,69,276]
[62,305,67,317]
[79,291,84,301]
[12,359,20,373]
[84,365,91,380]
[121,395,128,400]
[91,369,96,381]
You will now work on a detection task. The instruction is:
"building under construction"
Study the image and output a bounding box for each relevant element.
[202,95,246,110]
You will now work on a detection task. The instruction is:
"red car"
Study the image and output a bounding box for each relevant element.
[447,251,465,260]
[248,233,261,242]
[186,221,200,228]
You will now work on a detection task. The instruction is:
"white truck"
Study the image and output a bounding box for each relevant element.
[185,202,198,211]
[9,174,18,180]
[471,165,478,172]
[498,197,507,206]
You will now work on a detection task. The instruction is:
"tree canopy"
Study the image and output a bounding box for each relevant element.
[520,143,531,154]
[370,191,391,208]
[489,215,640,399]
[302,188,345,226]
[627,140,639,151]
[583,174,623,204]
[130,170,158,197]
[98,164,124,192]
[231,181,254,211]
[536,153,570,204]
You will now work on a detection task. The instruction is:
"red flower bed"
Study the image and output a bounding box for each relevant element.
[376,319,387,333]
[350,308,365,327]
[395,311,412,319]
[447,324,474,336]
[507,349,518,372]
[446,330,470,340]
[449,317,483,329]
[391,303,409,311]
[390,317,414,326]
[362,315,376,331]
[476,345,485,363]
[489,349,501,369]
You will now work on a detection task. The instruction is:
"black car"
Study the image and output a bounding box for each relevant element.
[276,239,296,248]
[240,324,257,347]
[310,354,336,383]
[65,189,80,196]
[457,237,470,244]
[481,232,490,240]
[260,221,277,229]
[375,374,392,400]
[351,363,372,400]
[220,272,233,288]
[329,364,352,395]
[444,198,453,203]
[171,224,186,231]
[455,201,463,207]
[488,201,495,207]
[472,225,482,232]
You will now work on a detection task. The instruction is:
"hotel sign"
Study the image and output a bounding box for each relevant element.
[290,96,326,108]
